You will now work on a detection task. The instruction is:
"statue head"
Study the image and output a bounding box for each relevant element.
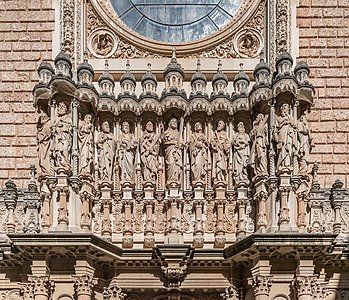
[194,122,203,133]
[145,121,154,133]
[101,120,110,133]
[217,120,225,131]
[255,113,264,125]
[122,121,130,134]
[84,114,93,123]
[280,103,290,116]
[57,102,68,116]
[169,118,178,130]
[237,122,245,133]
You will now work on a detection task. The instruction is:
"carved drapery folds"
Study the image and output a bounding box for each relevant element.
[31,49,319,246]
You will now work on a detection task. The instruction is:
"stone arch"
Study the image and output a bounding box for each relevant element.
[273,294,290,300]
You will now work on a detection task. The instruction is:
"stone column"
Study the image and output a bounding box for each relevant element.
[250,275,272,300]
[73,275,98,300]
[144,199,155,248]
[193,200,204,248]
[292,99,299,176]
[3,180,18,233]
[268,99,276,177]
[72,99,79,177]
[123,199,133,248]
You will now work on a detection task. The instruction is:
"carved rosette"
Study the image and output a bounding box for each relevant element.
[73,275,98,297]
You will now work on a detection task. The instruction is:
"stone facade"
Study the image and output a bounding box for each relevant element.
[0,0,349,299]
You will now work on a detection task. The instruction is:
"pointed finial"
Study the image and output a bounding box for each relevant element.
[239,63,244,71]
[105,60,109,71]
[217,59,222,72]
[83,50,88,62]
[196,59,201,71]
[147,63,151,72]
[172,47,176,59]
[126,60,130,71]
[60,42,65,52]
[29,164,36,182]
[259,49,265,61]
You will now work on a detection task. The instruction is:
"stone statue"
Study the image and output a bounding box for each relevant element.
[249,114,269,178]
[190,122,208,184]
[96,120,114,181]
[232,122,250,183]
[78,114,94,177]
[162,118,184,185]
[118,121,137,182]
[140,121,160,182]
[211,120,230,183]
[298,112,313,176]
[52,101,72,173]
[274,103,295,172]
[37,112,52,178]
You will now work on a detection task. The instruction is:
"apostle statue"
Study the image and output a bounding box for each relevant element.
[232,122,250,183]
[96,120,114,181]
[52,101,72,173]
[273,103,295,172]
[140,121,160,183]
[249,114,269,178]
[297,112,313,176]
[190,121,208,184]
[37,111,52,178]
[117,121,137,182]
[211,120,230,183]
[162,117,184,185]
[78,113,94,177]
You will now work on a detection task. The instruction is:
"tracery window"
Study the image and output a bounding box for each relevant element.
[111,0,244,43]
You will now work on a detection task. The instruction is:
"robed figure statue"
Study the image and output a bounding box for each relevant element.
[190,122,208,184]
[140,121,160,183]
[162,118,184,185]
[96,120,114,182]
[211,120,230,183]
[118,121,137,182]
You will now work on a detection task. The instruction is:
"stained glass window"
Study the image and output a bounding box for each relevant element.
[110,0,243,43]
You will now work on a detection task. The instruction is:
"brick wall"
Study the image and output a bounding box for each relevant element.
[0,0,55,187]
[298,0,349,187]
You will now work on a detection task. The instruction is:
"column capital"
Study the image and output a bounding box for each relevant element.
[249,275,273,296]
[73,274,98,296]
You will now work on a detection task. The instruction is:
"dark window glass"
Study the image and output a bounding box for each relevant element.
[111,0,243,42]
